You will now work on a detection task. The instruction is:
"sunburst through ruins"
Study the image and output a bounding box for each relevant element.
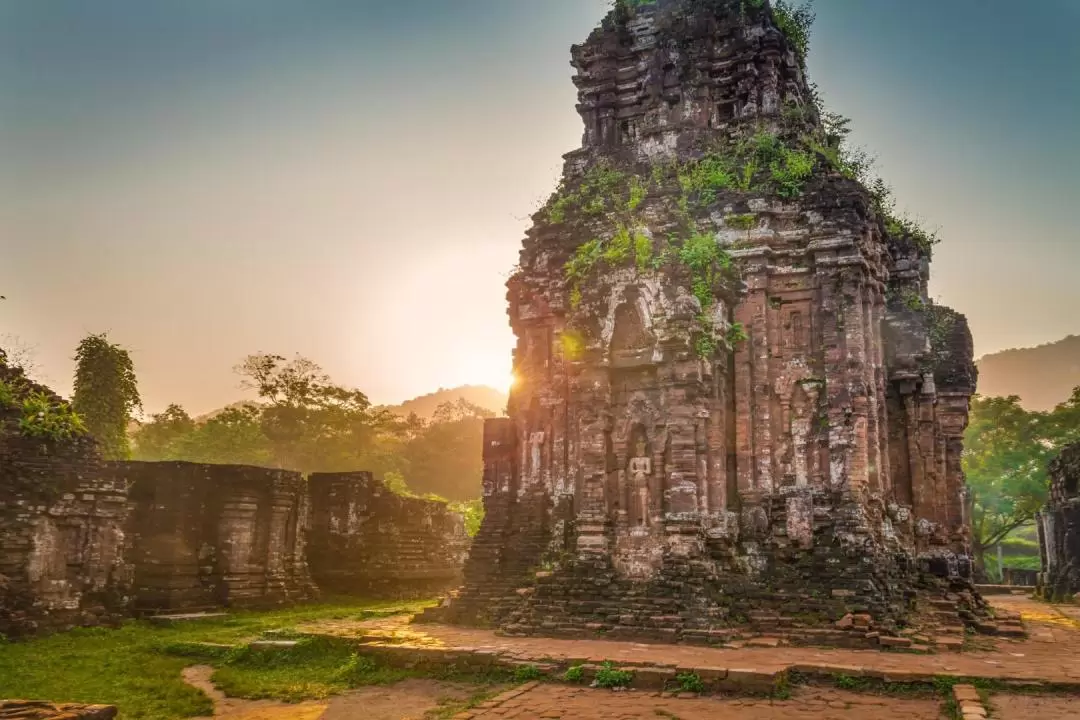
[422,0,990,644]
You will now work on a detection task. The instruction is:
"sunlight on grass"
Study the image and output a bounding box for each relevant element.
[0,597,433,720]
[1017,607,1080,631]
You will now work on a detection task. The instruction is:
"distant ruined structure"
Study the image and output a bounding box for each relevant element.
[429,0,980,642]
[1038,444,1080,600]
[308,472,469,598]
[0,352,468,636]
[107,461,317,611]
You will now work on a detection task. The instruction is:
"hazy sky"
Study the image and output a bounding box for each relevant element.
[1,0,1078,416]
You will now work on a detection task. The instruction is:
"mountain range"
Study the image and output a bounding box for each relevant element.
[380,384,508,420]
[976,335,1079,411]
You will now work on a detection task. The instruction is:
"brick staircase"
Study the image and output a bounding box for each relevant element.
[416,492,551,627]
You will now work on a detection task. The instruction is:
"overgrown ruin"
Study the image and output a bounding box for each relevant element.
[1038,443,1080,601]
[0,353,130,636]
[0,351,469,636]
[428,0,981,643]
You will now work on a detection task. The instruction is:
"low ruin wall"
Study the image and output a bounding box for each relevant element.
[1038,444,1080,601]
[107,461,317,611]
[0,362,130,638]
[308,472,469,598]
[1,352,471,632]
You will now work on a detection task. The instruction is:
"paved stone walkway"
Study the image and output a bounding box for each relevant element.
[457,684,943,719]
[300,596,1080,686]
[991,693,1080,720]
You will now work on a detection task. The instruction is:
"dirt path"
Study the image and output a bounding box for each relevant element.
[181,666,474,720]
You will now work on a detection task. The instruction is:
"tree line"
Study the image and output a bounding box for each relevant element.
[49,335,493,512]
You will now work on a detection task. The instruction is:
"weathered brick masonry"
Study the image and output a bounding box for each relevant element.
[1038,444,1080,600]
[107,461,317,611]
[426,0,981,643]
[307,472,469,599]
[2,354,470,633]
[0,355,130,637]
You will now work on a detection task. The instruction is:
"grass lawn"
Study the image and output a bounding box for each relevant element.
[0,597,437,720]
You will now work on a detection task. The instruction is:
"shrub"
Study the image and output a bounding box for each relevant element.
[563,665,585,683]
[593,661,633,689]
[675,672,706,693]
[513,664,544,682]
[19,391,87,440]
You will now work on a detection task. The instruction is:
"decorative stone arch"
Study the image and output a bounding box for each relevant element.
[602,284,657,365]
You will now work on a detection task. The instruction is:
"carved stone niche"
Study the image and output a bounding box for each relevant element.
[609,293,655,368]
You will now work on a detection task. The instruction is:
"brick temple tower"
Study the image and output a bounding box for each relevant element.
[428,0,982,642]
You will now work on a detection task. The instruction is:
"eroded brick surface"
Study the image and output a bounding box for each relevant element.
[426,0,982,644]
[0,356,130,637]
[108,461,318,611]
[1037,444,1080,600]
[307,472,468,598]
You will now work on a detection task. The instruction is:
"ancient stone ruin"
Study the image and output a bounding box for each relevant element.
[308,472,469,598]
[1038,443,1080,601]
[0,353,130,637]
[107,461,317,611]
[429,0,980,643]
[0,351,469,636]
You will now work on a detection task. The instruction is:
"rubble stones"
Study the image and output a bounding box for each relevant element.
[0,701,116,720]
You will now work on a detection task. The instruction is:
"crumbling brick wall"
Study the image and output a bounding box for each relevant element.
[1038,444,1080,600]
[307,472,469,598]
[0,354,130,637]
[107,461,317,611]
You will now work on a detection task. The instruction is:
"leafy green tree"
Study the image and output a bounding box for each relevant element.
[171,405,273,467]
[234,353,408,475]
[72,333,141,459]
[401,399,492,501]
[1046,387,1080,447]
[132,404,195,460]
[963,389,1080,573]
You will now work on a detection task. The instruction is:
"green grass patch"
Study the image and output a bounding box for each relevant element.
[165,636,414,703]
[562,664,585,683]
[0,597,433,720]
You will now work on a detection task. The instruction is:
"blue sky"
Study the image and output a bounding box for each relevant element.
[1,0,1077,414]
